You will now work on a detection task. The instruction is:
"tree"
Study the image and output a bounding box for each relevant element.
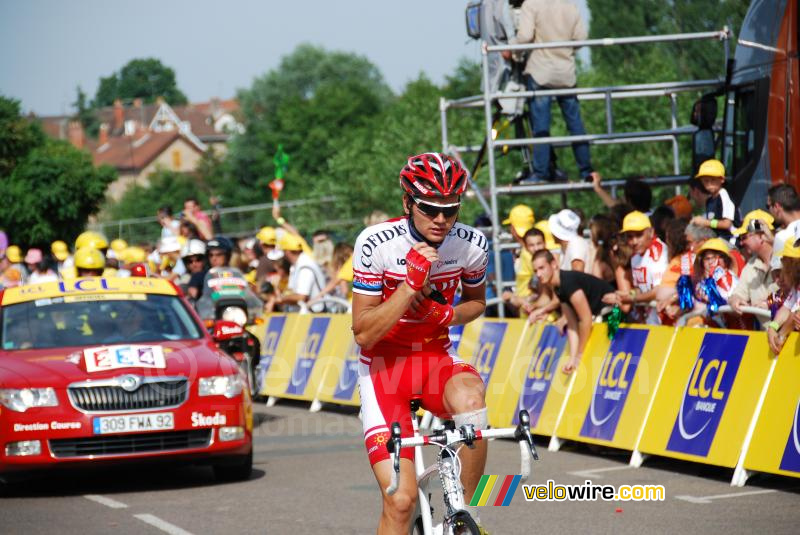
[224,44,393,203]
[0,96,44,177]
[106,169,205,222]
[73,86,100,138]
[0,145,115,247]
[93,58,188,107]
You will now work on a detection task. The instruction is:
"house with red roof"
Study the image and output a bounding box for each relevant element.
[37,97,242,201]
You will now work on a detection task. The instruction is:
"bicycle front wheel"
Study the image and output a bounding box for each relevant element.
[449,510,480,535]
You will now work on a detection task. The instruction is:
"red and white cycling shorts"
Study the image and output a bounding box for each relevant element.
[359,350,482,465]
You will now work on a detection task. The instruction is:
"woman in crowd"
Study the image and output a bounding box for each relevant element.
[691,238,743,329]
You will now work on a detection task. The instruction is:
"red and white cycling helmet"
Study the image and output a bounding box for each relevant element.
[399,152,469,198]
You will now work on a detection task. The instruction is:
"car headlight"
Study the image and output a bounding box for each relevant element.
[0,388,58,412]
[198,375,244,398]
[221,306,248,326]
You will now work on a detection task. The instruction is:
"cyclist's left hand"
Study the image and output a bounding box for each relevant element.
[407,291,454,326]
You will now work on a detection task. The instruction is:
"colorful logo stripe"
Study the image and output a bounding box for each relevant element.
[469,475,521,506]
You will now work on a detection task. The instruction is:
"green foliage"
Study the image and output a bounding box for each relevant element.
[0,138,115,247]
[225,44,392,198]
[93,58,188,107]
[72,86,100,138]
[105,170,205,222]
[103,0,753,239]
[0,96,45,176]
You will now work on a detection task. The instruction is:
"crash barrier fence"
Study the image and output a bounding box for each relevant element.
[249,308,799,487]
[91,196,360,243]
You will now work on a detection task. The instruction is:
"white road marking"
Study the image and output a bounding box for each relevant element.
[134,514,195,535]
[83,494,128,509]
[675,489,778,504]
[568,465,636,478]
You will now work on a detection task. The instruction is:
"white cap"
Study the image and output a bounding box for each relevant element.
[159,236,181,254]
[548,209,581,241]
[180,239,207,258]
[772,228,792,271]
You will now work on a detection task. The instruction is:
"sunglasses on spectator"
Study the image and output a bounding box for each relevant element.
[185,255,205,264]
[412,197,460,218]
[742,219,767,235]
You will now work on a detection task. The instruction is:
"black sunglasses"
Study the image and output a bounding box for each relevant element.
[412,197,460,218]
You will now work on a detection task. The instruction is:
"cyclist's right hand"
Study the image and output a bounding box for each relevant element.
[405,243,437,291]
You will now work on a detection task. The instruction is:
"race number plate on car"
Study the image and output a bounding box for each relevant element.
[93,412,174,434]
[84,345,166,373]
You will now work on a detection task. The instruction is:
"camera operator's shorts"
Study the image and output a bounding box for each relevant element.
[359,350,482,466]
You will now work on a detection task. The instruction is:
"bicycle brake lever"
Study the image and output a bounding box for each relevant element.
[460,424,477,449]
[515,410,539,460]
[428,289,447,305]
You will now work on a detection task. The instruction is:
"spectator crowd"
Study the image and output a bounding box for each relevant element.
[2,159,799,360]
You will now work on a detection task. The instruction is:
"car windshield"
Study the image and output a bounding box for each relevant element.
[1,293,203,350]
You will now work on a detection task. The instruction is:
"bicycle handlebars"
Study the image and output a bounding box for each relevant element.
[385,410,539,496]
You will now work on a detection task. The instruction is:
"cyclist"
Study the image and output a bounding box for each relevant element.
[352,153,489,533]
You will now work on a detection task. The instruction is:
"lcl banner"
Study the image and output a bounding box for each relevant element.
[742,334,800,480]
[554,324,674,450]
[261,315,343,403]
[458,317,526,423]
[315,328,363,408]
[637,328,773,468]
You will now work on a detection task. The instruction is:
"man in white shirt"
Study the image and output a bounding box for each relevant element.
[548,209,590,271]
[277,233,327,313]
[617,211,669,324]
[767,184,800,271]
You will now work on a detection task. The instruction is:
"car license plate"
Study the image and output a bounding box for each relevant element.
[93,412,174,434]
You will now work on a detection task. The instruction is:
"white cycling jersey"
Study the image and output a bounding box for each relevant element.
[352,216,488,357]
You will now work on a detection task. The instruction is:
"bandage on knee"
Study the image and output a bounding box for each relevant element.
[453,407,488,430]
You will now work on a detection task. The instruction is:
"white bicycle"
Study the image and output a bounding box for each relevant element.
[386,401,538,535]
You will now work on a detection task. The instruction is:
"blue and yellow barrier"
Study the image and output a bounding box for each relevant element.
[740,333,800,480]
[458,317,527,424]
[252,312,793,485]
[636,328,773,468]
[555,324,675,451]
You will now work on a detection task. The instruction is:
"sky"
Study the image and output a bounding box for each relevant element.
[0,0,589,116]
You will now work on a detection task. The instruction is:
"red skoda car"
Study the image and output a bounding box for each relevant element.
[0,277,253,482]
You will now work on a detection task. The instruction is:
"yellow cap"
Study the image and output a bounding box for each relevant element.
[534,220,558,250]
[696,159,726,179]
[75,231,108,250]
[621,211,652,233]
[732,209,775,236]
[109,239,128,253]
[121,246,147,264]
[781,239,800,259]
[4,245,22,263]
[74,247,106,270]
[51,240,69,261]
[278,233,305,252]
[502,205,535,237]
[697,237,732,259]
[257,226,277,246]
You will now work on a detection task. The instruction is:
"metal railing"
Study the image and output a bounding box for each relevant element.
[91,197,353,243]
[440,28,731,316]
[676,305,771,327]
